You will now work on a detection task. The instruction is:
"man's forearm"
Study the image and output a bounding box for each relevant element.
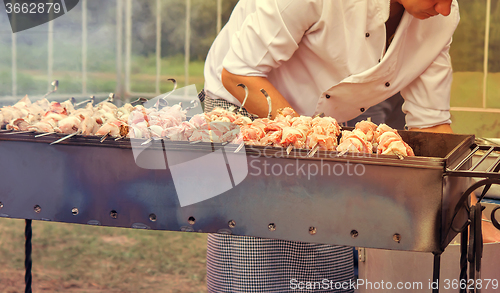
[221,68,297,118]
[409,123,453,133]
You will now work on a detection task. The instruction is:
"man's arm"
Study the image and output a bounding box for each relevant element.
[409,123,453,133]
[221,68,298,119]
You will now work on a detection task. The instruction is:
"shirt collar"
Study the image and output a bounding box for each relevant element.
[373,0,391,23]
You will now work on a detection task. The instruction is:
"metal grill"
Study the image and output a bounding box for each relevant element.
[447,144,500,179]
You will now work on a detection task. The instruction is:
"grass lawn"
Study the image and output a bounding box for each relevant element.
[0,218,208,293]
[451,72,500,137]
[0,55,206,98]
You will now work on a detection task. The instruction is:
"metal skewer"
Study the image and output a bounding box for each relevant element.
[260,89,272,119]
[41,80,59,99]
[75,96,95,107]
[35,132,57,138]
[167,78,178,91]
[234,141,245,153]
[107,93,115,103]
[50,130,82,145]
[96,93,115,106]
[131,97,148,106]
[337,143,353,157]
[2,130,35,135]
[100,131,111,143]
[154,79,178,110]
[184,100,199,111]
[307,144,320,158]
[141,138,153,146]
[237,84,249,114]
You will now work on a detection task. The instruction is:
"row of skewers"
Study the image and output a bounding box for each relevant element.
[226,106,414,158]
[0,80,414,158]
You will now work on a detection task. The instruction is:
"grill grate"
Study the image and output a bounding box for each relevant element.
[447,144,500,178]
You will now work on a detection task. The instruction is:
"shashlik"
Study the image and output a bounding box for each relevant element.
[0,95,414,157]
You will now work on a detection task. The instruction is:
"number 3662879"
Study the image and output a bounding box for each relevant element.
[5,2,62,14]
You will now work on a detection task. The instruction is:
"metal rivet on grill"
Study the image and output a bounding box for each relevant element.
[393,233,402,243]
[0,202,3,209]
[365,32,370,37]
[188,216,196,225]
[309,227,317,235]
[268,223,276,231]
[385,82,391,87]
[228,220,236,228]
[110,210,118,219]
[351,230,359,238]
[149,213,157,222]
[34,205,41,214]
[71,208,79,215]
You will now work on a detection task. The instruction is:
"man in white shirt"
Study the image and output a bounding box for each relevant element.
[205,0,457,132]
[203,0,458,292]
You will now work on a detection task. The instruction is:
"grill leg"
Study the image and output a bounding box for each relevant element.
[25,219,32,293]
[432,252,441,293]
[460,229,468,293]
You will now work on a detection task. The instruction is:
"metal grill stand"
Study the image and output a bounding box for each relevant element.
[25,219,32,293]
[445,144,500,293]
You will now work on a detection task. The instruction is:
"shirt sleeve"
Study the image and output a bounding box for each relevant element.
[401,38,453,129]
[222,0,322,77]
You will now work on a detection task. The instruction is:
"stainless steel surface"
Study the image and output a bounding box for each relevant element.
[358,201,500,293]
[358,243,500,293]
[447,144,500,178]
[0,131,475,253]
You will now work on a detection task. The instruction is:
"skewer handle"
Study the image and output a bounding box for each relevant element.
[260,89,272,119]
[237,84,249,113]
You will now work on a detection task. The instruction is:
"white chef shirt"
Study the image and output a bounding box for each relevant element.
[203,0,460,129]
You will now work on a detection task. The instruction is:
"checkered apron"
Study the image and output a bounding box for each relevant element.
[202,91,355,293]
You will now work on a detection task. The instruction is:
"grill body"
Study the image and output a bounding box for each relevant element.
[0,131,475,253]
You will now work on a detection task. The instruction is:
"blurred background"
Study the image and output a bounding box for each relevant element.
[0,0,499,292]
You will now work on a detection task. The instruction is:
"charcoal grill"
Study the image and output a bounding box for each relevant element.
[0,129,499,293]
